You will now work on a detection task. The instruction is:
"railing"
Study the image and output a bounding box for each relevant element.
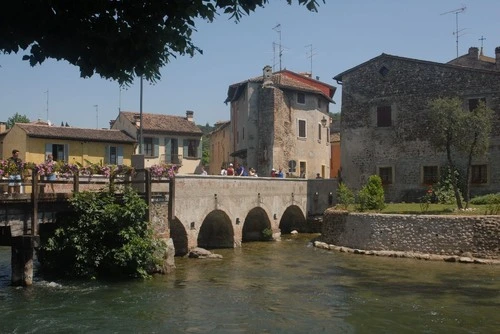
[0,169,175,237]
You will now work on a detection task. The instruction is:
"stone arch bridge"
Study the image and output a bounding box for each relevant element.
[0,175,337,276]
[164,175,337,255]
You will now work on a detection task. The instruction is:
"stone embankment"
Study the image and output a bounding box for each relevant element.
[316,209,500,265]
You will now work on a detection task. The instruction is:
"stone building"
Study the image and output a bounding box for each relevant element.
[333,47,500,202]
[223,66,336,178]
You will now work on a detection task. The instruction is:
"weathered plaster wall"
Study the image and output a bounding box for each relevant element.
[320,209,500,259]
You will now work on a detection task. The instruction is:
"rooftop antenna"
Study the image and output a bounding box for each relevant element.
[118,85,122,112]
[93,104,99,129]
[272,24,283,71]
[45,89,49,122]
[305,44,317,76]
[479,35,486,55]
[440,6,466,58]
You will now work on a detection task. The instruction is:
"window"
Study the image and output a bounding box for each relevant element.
[105,146,123,165]
[471,164,487,184]
[184,139,200,158]
[299,161,307,178]
[143,137,154,156]
[377,106,392,127]
[468,98,486,112]
[45,143,68,162]
[298,119,306,138]
[378,167,393,185]
[297,92,305,104]
[288,160,297,173]
[317,98,322,109]
[423,166,438,184]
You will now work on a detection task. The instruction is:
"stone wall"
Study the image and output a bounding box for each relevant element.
[339,54,500,202]
[320,209,500,260]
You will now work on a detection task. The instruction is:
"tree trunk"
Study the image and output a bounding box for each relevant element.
[446,141,463,209]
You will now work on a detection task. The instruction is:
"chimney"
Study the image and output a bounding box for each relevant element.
[496,46,500,70]
[186,110,194,122]
[0,122,6,133]
[133,114,141,127]
[468,47,479,59]
[262,65,273,88]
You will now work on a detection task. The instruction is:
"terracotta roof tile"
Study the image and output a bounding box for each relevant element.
[226,70,334,103]
[119,111,203,135]
[17,123,136,143]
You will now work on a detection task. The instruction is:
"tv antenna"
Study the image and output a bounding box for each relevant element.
[272,24,283,71]
[305,44,317,77]
[440,6,466,58]
[93,104,99,129]
[479,35,486,54]
[45,90,49,121]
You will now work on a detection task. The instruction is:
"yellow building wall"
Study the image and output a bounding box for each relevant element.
[2,126,28,162]
[1,127,134,166]
[24,138,134,165]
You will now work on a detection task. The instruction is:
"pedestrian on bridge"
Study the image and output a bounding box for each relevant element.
[7,149,23,194]
[227,163,234,176]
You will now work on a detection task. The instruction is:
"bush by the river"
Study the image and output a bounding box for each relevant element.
[38,188,166,279]
[356,175,386,211]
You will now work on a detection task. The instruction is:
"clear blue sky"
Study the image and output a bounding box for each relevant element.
[1,1,499,129]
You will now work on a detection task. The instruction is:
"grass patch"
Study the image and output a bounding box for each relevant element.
[336,203,496,215]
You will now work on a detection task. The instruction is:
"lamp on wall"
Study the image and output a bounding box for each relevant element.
[321,116,328,128]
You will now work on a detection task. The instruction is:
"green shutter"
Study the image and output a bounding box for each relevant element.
[165,138,171,162]
[64,144,69,162]
[104,145,110,164]
[117,146,124,165]
[45,143,52,160]
[183,139,188,157]
[153,138,159,157]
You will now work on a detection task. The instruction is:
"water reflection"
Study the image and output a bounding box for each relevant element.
[1,235,499,333]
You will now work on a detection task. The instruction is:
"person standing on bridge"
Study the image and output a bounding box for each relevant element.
[7,149,23,194]
[235,163,248,176]
[45,154,56,192]
[227,163,235,176]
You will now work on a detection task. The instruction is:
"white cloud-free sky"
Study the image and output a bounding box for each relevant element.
[1,1,499,129]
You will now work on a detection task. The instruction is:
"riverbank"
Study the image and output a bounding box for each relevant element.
[317,209,500,263]
[313,240,500,265]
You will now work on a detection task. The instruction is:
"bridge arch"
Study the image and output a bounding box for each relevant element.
[170,218,188,256]
[197,210,235,249]
[242,207,272,242]
[279,205,306,234]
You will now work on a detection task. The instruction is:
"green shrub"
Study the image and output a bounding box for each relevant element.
[337,182,354,210]
[470,193,500,205]
[434,167,463,204]
[39,188,166,279]
[356,175,386,211]
[262,228,273,240]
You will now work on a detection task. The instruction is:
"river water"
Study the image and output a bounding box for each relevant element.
[1,234,499,333]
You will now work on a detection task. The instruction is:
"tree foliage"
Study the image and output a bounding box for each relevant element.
[1,1,323,85]
[427,97,493,208]
[336,182,354,210]
[356,175,386,212]
[6,112,30,128]
[39,189,166,279]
